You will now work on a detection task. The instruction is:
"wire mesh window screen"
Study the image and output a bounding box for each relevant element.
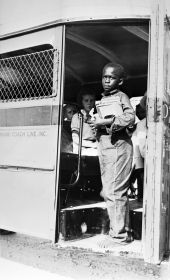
[0,49,59,102]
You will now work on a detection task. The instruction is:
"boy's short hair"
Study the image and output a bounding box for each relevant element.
[103,63,126,79]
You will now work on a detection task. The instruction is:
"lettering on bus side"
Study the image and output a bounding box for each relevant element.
[0,130,47,137]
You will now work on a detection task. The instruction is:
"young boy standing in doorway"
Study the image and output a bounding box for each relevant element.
[89,63,135,244]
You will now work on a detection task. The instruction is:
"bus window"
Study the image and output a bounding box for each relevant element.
[0,44,55,102]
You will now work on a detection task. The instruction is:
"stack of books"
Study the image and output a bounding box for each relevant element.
[95,95,123,118]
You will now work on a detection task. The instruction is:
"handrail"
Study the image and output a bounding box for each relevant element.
[0,165,54,171]
[60,111,84,188]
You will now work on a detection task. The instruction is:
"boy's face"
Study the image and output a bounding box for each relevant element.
[102,66,122,95]
[82,94,95,113]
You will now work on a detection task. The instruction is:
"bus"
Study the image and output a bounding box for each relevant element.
[0,0,170,265]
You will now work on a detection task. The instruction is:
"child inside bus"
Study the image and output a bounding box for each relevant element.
[61,104,77,153]
[89,63,135,245]
[131,93,147,201]
[71,88,97,156]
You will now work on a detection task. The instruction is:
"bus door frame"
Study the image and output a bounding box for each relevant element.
[143,0,170,264]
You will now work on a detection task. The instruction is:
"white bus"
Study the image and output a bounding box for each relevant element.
[0,0,170,264]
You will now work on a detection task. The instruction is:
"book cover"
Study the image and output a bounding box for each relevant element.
[95,96,123,118]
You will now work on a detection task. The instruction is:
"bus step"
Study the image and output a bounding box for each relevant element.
[59,201,142,241]
[130,207,143,240]
[60,202,109,241]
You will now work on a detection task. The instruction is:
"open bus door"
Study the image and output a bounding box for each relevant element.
[143,0,170,263]
[0,26,64,241]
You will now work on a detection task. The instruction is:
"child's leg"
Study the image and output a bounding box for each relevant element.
[98,136,133,238]
[106,197,128,237]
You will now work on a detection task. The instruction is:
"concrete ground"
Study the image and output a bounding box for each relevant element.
[0,257,74,280]
[0,231,169,280]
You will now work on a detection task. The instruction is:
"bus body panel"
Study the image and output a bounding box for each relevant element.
[0,125,58,170]
[0,26,64,241]
[0,0,154,38]
[0,28,57,54]
[0,169,57,239]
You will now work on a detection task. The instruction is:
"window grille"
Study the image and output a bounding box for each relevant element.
[0,49,59,102]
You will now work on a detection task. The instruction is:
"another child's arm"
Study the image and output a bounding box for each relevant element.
[72,132,96,148]
[71,113,97,148]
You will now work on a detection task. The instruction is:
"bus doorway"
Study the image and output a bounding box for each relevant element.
[58,21,149,254]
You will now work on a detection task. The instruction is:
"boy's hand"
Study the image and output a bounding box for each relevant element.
[88,114,101,129]
[88,114,114,129]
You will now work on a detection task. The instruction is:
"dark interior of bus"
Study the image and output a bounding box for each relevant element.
[59,21,149,245]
